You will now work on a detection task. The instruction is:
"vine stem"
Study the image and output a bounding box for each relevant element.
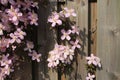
[57,0,66,80]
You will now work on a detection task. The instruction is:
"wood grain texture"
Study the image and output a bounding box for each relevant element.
[89,2,97,55]
[36,0,58,80]
[61,0,88,80]
[97,0,120,80]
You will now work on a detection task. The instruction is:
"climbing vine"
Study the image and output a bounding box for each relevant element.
[47,7,102,80]
[0,0,101,80]
[0,0,41,79]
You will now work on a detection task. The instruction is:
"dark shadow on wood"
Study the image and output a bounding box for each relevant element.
[79,28,87,58]
[88,1,92,56]
[32,0,56,80]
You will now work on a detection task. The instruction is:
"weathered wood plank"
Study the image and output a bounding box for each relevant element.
[36,0,58,80]
[61,0,88,80]
[97,0,120,80]
[89,1,97,54]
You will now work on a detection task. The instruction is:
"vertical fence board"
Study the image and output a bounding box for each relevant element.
[37,0,58,80]
[62,0,88,80]
[97,0,120,80]
[89,1,97,54]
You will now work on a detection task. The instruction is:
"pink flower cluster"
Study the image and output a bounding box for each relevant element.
[86,54,101,68]
[47,44,74,68]
[48,7,76,27]
[86,54,102,80]
[48,8,81,68]
[0,54,13,80]
[0,0,41,79]
[48,7,102,76]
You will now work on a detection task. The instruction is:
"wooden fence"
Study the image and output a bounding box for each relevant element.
[11,0,120,80]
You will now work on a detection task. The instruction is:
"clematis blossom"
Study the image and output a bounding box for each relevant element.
[9,33,21,44]
[86,54,101,68]
[24,41,34,52]
[47,43,74,68]
[61,29,71,40]
[86,73,95,80]
[70,39,81,50]
[0,54,12,68]
[6,6,22,25]
[60,7,77,18]
[14,28,26,40]
[28,11,38,26]
[48,12,62,27]
[71,26,79,35]
[28,50,41,62]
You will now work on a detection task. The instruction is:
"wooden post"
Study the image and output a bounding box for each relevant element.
[36,0,58,80]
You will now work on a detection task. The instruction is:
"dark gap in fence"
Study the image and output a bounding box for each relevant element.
[88,1,92,56]
[88,0,97,56]
[88,0,97,80]
[89,0,97,3]
[31,23,38,80]
[57,1,62,80]
[32,1,48,80]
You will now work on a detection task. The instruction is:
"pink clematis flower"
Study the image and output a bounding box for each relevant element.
[28,11,38,26]
[24,41,34,52]
[48,12,62,27]
[60,7,77,18]
[86,54,101,68]
[9,33,21,44]
[14,28,26,40]
[86,73,95,80]
[94,57,101,68]
[70,39,81,50]
[6,6,23,25]
[61,29,71,40]
[86,54,96,65]
[71,26,79,35]
[0,66,11,76]
[47,43,75,68]
[28,50,41,62]
[63,45,74,61]
[47,44,65,68]
[47,56,59,68]
[0,54,12,68]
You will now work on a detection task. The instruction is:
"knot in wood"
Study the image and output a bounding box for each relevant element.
[112,27,120,36]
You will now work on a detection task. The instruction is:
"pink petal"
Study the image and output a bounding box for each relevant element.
[61,35,65,40]
[57,20,62,25]
[72,13,77,17]
[77,45,81,48]
[61,29,65,33]
[65,13,70,17]
[52,22,56,27]
[66,36,71,40]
